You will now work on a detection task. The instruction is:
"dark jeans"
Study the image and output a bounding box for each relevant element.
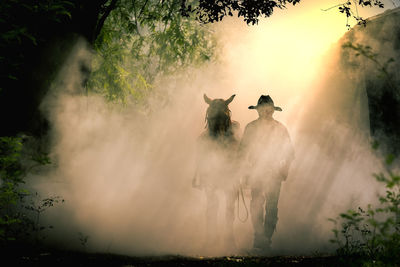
[250,179,282,248]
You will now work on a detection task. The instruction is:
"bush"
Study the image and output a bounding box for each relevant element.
[0,136,62,246]
[0,136,28,242]
[330,155,400,265]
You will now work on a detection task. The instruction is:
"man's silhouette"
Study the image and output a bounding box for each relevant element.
[238,95,294,253]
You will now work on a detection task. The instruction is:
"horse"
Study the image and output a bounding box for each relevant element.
[193,93,240,252]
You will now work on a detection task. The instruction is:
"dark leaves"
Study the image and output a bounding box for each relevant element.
[358,0,385,8]
[322,0,385,29]
[339,5,351,18]
[181,0,300,25]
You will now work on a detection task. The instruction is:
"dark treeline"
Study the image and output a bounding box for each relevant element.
[0,0,302,138]
[0,0,113,137]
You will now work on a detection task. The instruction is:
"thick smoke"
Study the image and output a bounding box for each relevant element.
[28,8,399,257]
[275,7,400,254]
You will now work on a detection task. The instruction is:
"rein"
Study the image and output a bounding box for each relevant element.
[237,184,249,223]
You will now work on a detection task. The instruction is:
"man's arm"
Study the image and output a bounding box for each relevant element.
[279,126,295,181]
[237,123,254,159]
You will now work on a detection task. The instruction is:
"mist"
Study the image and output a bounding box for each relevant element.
[26,6,400,257]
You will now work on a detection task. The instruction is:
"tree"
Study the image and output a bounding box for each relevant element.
[0,0,393,137]
[0,0,301,137]
[87,0,217,105]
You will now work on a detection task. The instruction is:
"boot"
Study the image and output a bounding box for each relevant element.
[250,235,271,256]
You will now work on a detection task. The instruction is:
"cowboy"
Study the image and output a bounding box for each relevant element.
[238,95,294,253]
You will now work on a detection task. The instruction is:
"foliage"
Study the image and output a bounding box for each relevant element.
[321,0,392,29]
[0,136,61,245]
[181,0,301,25]
[87,0,398,105]
[78,232,90,249]
[342,40,400,156]
[87,0,216,105]
[331,42,399,261]
[329,158,400,264]
[0,136,28,242]
[0,0,74,92]
[342,42,397,90]
[24,192,64,243]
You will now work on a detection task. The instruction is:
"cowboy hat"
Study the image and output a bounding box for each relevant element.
[248,95,282,111]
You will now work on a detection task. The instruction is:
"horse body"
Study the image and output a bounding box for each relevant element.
[195,94,239,189]
[194,94,240,253]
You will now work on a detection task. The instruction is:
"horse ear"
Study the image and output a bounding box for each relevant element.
[225,94,236,105]
[204,94,212,104]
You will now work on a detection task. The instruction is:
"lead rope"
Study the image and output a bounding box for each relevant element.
[237,185,249,222]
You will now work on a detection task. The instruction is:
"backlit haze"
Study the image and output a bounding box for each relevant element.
[30,0,397,257]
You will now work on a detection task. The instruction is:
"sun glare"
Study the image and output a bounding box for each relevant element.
[213,1,390,128]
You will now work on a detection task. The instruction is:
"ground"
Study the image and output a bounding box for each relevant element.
[3,247,362,267]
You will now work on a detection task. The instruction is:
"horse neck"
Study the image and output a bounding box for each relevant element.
[207,127,235,144]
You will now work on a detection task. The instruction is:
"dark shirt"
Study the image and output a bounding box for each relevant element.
[238,117,294,182]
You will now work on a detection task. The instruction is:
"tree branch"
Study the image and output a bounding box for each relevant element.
[139,0,150,18]
[93,0,119,43]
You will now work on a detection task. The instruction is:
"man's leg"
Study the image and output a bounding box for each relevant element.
[250,181,266,249]
[263,181,282,247]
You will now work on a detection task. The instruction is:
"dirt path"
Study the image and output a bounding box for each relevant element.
[4,250,347,267]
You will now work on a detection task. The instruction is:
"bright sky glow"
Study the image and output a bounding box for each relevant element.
[209,0,394,129]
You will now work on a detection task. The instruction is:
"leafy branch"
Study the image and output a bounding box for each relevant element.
[24,193,64,243]
[322,0,387,29]
[87,0,216,105]
[181,0,301,25]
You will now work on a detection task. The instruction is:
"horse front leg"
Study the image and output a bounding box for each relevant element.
[224,186,238,250]
[205,187,219,247]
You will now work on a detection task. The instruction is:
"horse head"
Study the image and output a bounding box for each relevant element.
[204,94,236,138]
